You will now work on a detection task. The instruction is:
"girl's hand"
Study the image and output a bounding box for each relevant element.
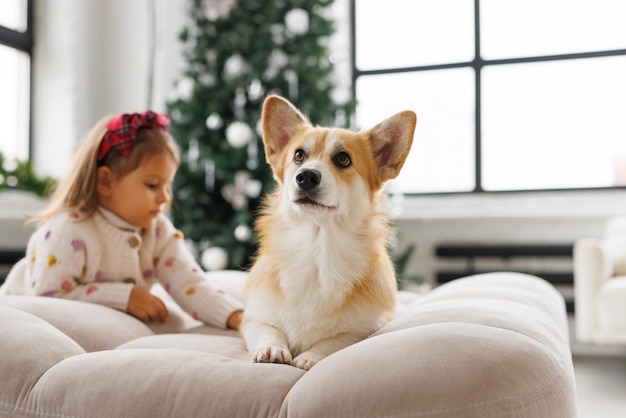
[227,309,243,330]
[127,287,169,322]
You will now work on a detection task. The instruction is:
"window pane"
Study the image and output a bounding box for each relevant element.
[356,69,475,193]
[482,57,626,191]
[355,0,474,70]
[0,44,30,161]
[481,0,626,60]
[0,0,28,32]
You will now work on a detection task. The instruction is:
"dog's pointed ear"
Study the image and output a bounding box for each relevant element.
[368,111,417,183]
[262,95,311,168]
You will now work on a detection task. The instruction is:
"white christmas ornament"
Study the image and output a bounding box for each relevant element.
[234,224,252,242]
[204,0,236,21]
[205,49,217,63]
[187,139,200,170]
[204,159,216,191]
[201,246,229,271]
[221,170,263,210]
[2,158,18,171]
[223,54,247,80]
[206,113,223,130]
[270,23,286,45]
[244,177,262,199]
[285,8,309,35]
[226,121,254,148]
[169,108,182,122]
[198,73,216,87]
[176,77,194,100]
[248,79,264,102]
[234,88,247,118]
[264,49,289,79]
[247,140,259,170]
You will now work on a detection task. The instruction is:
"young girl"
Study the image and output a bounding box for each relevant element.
[0,111,244,329]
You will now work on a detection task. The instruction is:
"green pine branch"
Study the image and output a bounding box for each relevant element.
[0,152,55,197]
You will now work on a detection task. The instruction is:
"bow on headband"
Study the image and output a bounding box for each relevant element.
[97,111,171,161]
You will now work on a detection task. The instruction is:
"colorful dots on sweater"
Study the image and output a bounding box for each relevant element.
[47,256,57,266]
[143,269,154,279]
[86,285,98,295]
[71,240,84,251]
[44,230,51,240]
[61,280,73,291]
[186,286,196,295]
[174,231,184,239]
[165,257,176,267]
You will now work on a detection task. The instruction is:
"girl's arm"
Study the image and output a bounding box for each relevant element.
[153,222,244,328]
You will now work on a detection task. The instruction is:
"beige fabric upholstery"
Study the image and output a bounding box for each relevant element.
[0,272,576,417]
[575,216,626,344]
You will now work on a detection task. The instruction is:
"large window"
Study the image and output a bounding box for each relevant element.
[352,0,626,194]
[0,0,32,162]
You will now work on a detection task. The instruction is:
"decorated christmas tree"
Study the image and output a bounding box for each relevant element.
[167,0,353,271]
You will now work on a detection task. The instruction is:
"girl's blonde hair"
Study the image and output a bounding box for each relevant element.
[32,114,180,226]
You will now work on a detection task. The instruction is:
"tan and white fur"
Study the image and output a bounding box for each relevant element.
[241,95,416,370]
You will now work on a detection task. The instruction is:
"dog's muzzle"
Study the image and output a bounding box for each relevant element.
[296,168,321,191]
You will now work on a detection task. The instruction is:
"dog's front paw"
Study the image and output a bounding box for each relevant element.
[252,345,292,365]
[291,353,320,371]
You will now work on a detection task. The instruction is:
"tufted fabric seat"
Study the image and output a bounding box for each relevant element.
[0,271,576,417]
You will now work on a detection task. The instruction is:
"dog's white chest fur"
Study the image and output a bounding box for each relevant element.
[249,217,377,353]
[279,222,366,302]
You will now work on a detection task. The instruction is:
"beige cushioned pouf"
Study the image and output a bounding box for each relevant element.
[0,271,576,417]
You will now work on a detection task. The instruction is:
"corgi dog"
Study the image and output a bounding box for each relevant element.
[241,95,416,370]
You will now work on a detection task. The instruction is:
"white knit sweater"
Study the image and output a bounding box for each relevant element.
[0,207,243,328]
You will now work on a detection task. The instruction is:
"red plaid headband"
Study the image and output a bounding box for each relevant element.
[97,111,171,161]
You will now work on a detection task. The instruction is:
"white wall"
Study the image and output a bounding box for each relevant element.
[31,0,186,179]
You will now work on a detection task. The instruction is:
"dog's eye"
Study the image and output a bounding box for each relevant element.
[294,149,306,164]
[334,152,351,168]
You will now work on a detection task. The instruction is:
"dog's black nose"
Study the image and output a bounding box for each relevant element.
[296,169,321,190]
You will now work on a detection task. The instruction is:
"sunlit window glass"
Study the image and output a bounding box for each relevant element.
[481,0,626,60]
[482,56,626,191]
[0,44,30,161]
[0,0,28,32]
[355,0,474,70]
[356,69,475,193]
[354,0,626,194]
